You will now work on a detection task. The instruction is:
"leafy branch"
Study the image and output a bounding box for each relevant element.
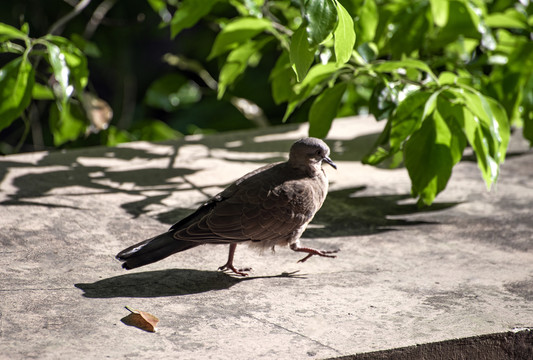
[162,0,532,205]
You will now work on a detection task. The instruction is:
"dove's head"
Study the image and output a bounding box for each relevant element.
[289,137,337,175]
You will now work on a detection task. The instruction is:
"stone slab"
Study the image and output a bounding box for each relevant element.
[1,115,532,359]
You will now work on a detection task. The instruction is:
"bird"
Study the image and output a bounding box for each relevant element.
[116,137,338,276]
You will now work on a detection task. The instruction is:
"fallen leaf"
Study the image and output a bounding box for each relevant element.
[121,306,159,332]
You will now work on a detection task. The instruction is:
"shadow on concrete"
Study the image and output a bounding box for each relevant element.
[306,187,459,238]
[0,128,377,210]
[1,131,459,239]
[0,145,199,214]
[75,269,304,298]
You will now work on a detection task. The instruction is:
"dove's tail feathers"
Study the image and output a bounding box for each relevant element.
[116,232,199,270]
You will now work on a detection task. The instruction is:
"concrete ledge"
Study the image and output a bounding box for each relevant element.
[332,329,533,360]
[1,116,532,359]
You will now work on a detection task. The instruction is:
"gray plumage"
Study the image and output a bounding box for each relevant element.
[116,137,338,275]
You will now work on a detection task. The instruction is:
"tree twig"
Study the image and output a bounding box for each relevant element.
[84,0,117,39]
[48,0,92,35]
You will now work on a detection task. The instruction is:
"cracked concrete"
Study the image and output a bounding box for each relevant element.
[1,115,532,359]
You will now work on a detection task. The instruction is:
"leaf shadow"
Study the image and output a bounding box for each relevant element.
[1,128,459,241]
[305,186,460,238]
[0,145,200,214]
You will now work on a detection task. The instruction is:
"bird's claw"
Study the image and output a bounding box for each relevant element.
[290,244,340,263]
[218,264,252,277]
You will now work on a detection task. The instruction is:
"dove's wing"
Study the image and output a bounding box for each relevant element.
[171,163,322,245]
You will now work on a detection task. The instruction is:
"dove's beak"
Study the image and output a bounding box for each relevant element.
[323,156,337,169]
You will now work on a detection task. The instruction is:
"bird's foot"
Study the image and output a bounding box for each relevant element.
[218,263,252,277]
[290,244,339,263]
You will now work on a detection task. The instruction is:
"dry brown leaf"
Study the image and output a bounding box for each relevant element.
[121,306,159,332]
[81,92,113,132]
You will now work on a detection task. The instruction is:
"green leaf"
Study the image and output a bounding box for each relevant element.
[298,62,340,92]
[63,53,88,93]
[309,82,347,138]
[438,71,458,85]
[362,145,390,165]
[32,83,54,100]
[20,22,29,35]
[0,41,25,54]
[363,114,410,169]
[446,87,508,188]
[487,66,525,125]
[70,33,101,58]
[484,96,510,163]
[130,119,182,141]
[421,89,442,121]
[523,75,533,145]
[44,35,89,93]
[0,56,35,131]
[147,0,167,13]
[49,102,86,146]
[45,43,72,101]
[458,86,507,161]
[404,110,456,205]
[208,17,272,60]
[105,125,133,146]
[368,82,396,121]
[333,1,355,65]
[356,0,377,44]
[389,90,431,150]
[0,22,28,40]
[383,1,430,58]
[434,0,480,46]
[435,97,467,164]
[218,38,270,99]
[356,42,377,63]
[229,0,263,17]
[365,89,435,167]
[469,119,499,188]
[429,0,449,27]
[290,24,316,82]
[506,37,533,73]
[372,59,438,82]
[283,62,339,121]
[170,0,218,38]
[145,73,188,111]
[485,9,528,30]
[269,51,295,105]
[304,0,337,46]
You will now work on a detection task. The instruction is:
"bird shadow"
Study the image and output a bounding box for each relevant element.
[74,268,304,298]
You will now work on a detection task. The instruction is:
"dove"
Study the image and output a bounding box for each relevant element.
[116,137,338,276]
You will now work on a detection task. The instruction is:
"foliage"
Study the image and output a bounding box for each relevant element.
[164,0,531,205]
[0,23,88,149]
[0,0,532,205]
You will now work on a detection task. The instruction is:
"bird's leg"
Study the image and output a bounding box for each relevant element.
[218,243,251,276]
[290,243,339,263]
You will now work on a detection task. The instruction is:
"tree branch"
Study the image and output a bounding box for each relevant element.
[48,0,92,35]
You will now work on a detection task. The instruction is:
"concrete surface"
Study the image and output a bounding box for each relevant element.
[0,115,532,359]
[334,329,532,359]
